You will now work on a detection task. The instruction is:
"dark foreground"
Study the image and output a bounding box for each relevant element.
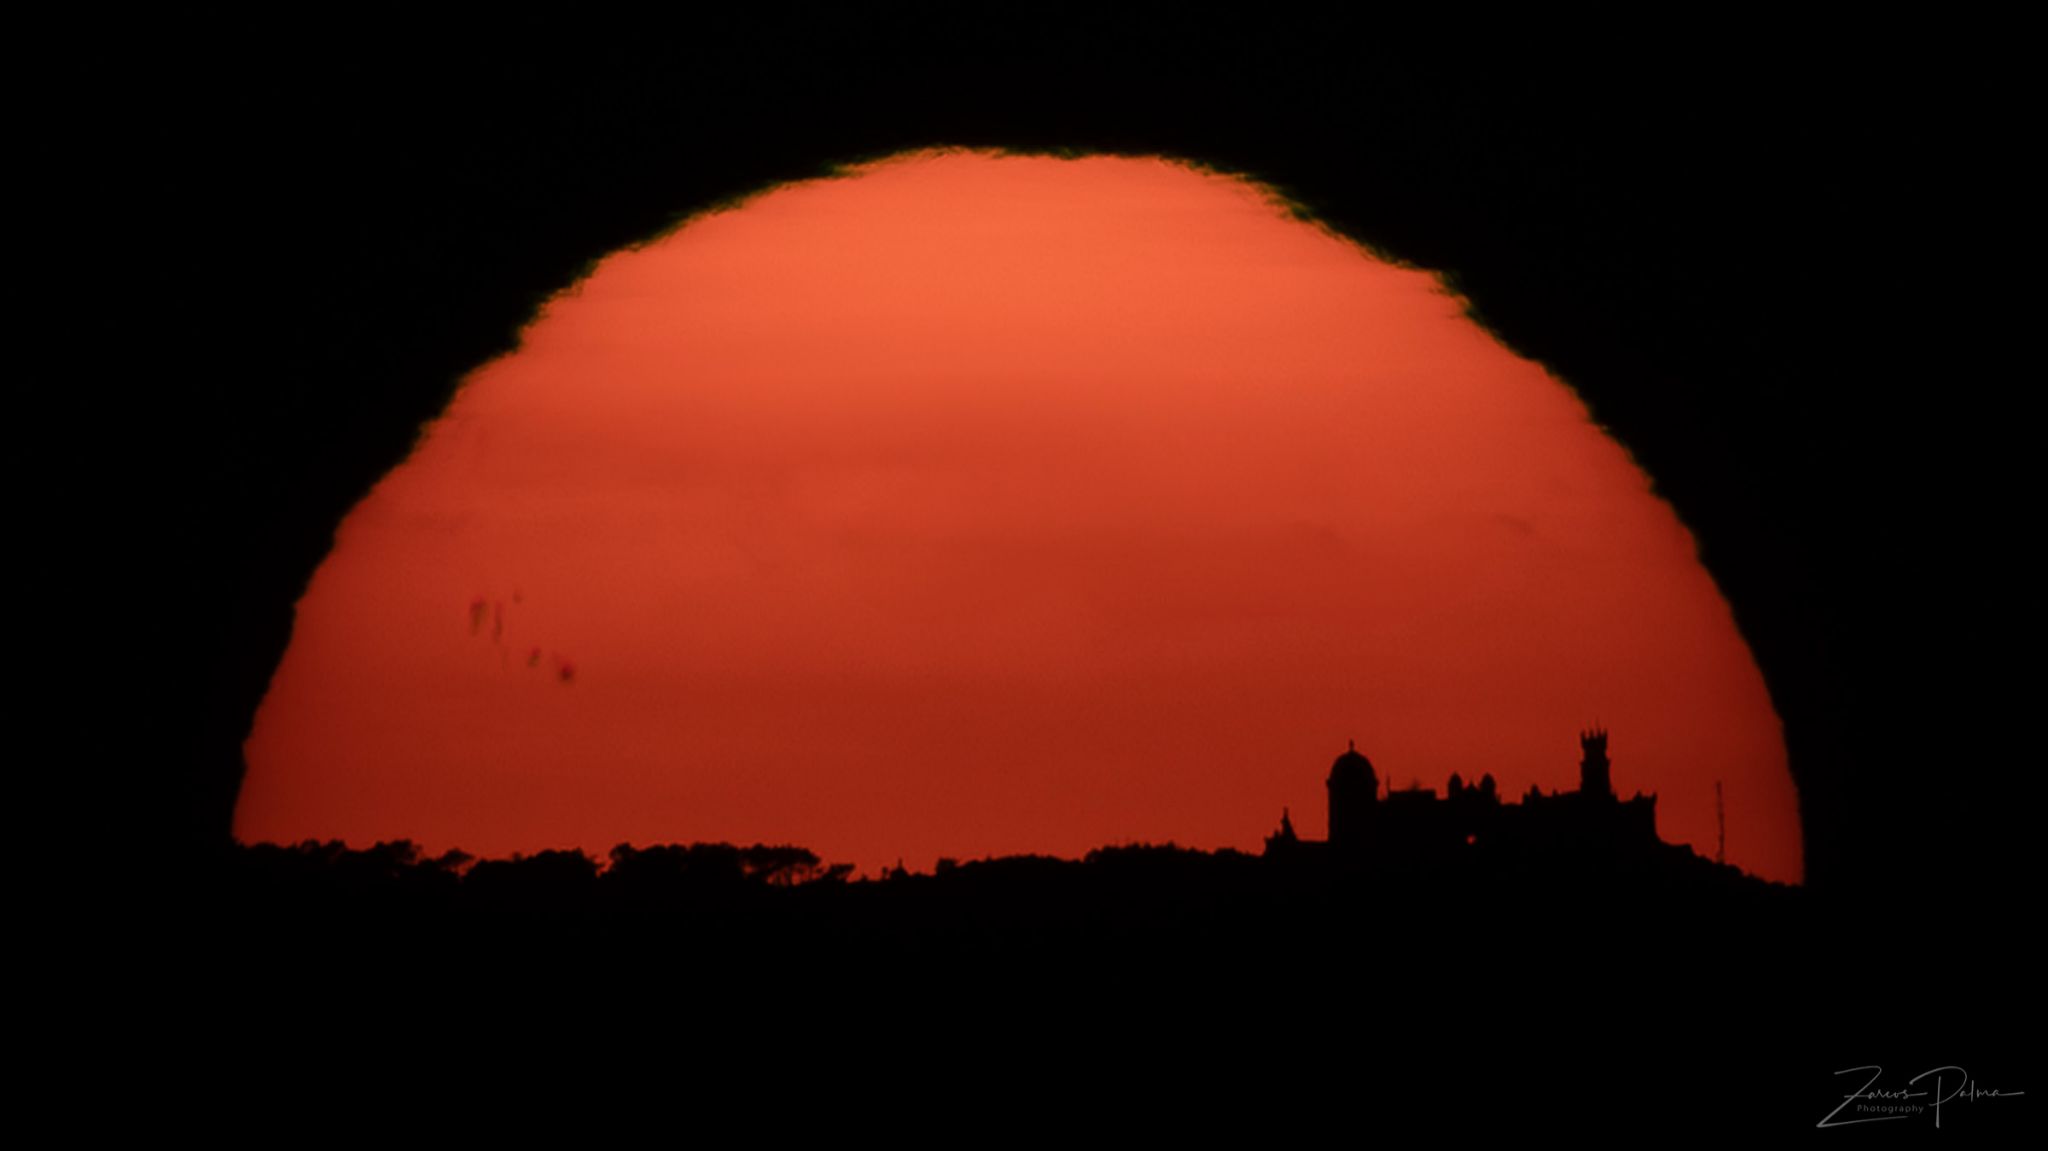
[109,839,2030,1138]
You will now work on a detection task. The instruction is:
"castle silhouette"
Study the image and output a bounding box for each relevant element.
[1264,728,1659,862]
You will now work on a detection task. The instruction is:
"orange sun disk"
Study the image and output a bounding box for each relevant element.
[236,151,1802,884]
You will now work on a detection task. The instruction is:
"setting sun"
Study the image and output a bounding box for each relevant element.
[236,150,1800,882]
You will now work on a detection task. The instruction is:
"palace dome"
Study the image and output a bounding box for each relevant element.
[1329,740,1376,789]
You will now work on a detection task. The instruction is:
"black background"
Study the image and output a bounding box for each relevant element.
[74,12,2029,1136]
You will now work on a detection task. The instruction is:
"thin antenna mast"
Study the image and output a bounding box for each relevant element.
[1715,780,1726,866]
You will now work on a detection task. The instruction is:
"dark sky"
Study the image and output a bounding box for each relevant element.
[107,17,2026,904]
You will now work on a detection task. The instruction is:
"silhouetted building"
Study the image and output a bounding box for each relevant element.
[1265,728,1658,863]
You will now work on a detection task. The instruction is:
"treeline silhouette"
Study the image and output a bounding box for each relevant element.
[212,832,1795,955]
[230,838,850,911]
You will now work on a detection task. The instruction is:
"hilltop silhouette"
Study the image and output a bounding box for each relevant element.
[205,729,1783,944]
[159,726,2017,1135]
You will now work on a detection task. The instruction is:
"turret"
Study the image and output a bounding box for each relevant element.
[1579,727,1613,800]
